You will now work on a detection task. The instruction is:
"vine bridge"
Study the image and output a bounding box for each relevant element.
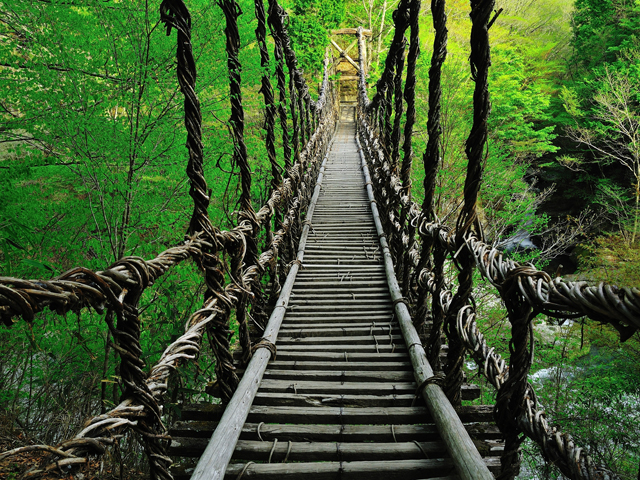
[1,0,638,479]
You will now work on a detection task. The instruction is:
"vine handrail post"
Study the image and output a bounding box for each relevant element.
[399,0,420,295]
[495,276,539,480]
[442,0,495,408]
[417,0,448,366]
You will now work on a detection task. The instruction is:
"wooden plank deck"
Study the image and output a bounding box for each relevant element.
[169,111,502,479]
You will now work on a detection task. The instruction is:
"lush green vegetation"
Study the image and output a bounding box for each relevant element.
[1,0,639,478]
[0,0,278,474]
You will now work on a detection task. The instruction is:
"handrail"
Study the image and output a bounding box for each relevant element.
[354,0,633,477]
[189,125,338,480]
[357,135,495,480]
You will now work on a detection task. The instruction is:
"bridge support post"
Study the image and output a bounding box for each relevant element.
[494,278,539,480]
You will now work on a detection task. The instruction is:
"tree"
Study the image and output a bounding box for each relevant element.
[571,0,640,71]
[0,1,231,473]
[289,0,345,73]
[564,62,640,243]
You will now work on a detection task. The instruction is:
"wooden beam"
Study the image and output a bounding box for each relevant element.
[342,38,358,56]
[332,39,359,70]
[357,138,495,480]
[190,128,338,480]
[330,39,360,72]
[332,28,372,36]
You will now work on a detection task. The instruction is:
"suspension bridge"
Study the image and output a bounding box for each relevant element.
[0,0,638,479]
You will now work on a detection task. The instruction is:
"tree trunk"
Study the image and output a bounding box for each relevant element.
[377,0,387,64]
[634,168,640,244]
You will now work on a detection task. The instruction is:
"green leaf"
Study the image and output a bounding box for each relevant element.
[21,259,56,272]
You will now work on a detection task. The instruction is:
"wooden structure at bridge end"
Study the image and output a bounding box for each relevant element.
[330,28,372,104]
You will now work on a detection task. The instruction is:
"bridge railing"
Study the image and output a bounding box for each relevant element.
[355,1,639,480]
[0,0,337,477]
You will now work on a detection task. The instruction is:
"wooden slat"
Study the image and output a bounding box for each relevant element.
[171,438,503,460]
[276,335,403,345]
[259,379,417,393]
[276,344,406,352]
[270,352,407,361]
[170,421,503,442]
[257,369,415,382]
[223,458,503,480]
[252,392,421,407]
[266,361,412,371]
[178,403,495,424]
[332,28,373,35]
[256,379,480,400]
[175,439,449,460]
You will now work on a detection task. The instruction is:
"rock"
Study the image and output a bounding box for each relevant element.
[533,320,562,344]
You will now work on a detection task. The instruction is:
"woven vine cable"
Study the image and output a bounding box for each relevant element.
[250,0,280,334]
[288,61,301,163]
[159,0,233,389]
[414,0,447,347]
[367,0,411,113]
[358,0,412,278]
[219,0,257,387]
[159,0,210,239]
[399,0,420,295]
[359,87,629,478]
[109,260,171,480]
[389,35,407,282]
[268,7,292,173]
[418,0,448,361]
[390,40,406,173]
[266,1,301,164]
[441,0,495,407]
[495,272,538,479]
[159,0,239,407]
[255,0,280,194]
[383,71,395,154]
[0,238,205,328]
[267,0,295,284]
[298,86,307,148]
[304,89,312,144]
[389,39,407,277]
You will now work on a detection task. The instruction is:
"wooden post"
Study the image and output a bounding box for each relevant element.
[190,131,337,480]
[356,135,495,480]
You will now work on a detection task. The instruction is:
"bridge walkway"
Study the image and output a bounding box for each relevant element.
[169,111,503,479]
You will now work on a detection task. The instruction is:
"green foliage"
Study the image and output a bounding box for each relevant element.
[412,6,559,264]
[572,0,640,69]
[0,0,281,474]
[527,322,640,478]
[576,230,640,285]
[288,0,345,74]
[489,45,559,159]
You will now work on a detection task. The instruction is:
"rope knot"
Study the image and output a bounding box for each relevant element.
[411,373,446,406]
[251,338,277,360]
[392,297,408,307]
